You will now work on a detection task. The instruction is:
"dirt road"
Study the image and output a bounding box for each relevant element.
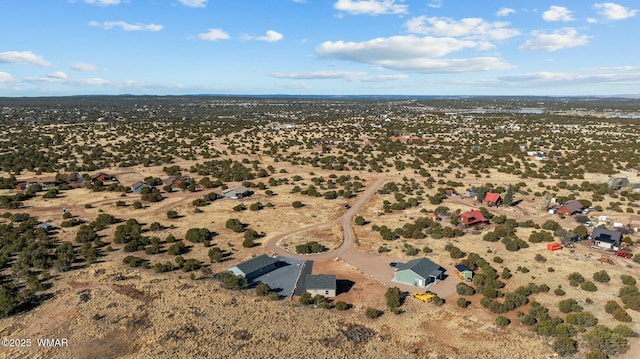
[264,175,461,297]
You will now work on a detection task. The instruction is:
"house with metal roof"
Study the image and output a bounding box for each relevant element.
[557,200,583,217]
[228,254,280,280]
[454,264,473,281]
[483,192,502,207]
[592,227,622,250]
[393,258,444,288]
[223,185,252,199]
[304,274,337,297]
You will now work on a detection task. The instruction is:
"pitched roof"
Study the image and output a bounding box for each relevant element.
[233,254,279,275]
[455,264,472,273]
[458,210,488,224]
[396,258,443,279]
[560,200,583,214]
[592,227,622,244]
[483,192,502,203]
[223,185,250,195]
[162,176,179,186]
[304,274,336,290]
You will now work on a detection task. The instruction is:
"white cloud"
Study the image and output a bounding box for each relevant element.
[178,0,206,8]
[427,0,442,9]
[519,28,589,52]
[586,17,599,23]
[71,62,100,72]
[496,7,516,17]
[405,16,520,41]
[89,21,163,31]
[334,0,408,15]
[317,35,512,73]
[542,6,575,22]
[197,28,230,41]
[593,2,638,20]
[270,70,407,82]
[77,78,110,86]
[0,72,14,83]
[246,30,284,42]
[47,71,68,80]
[25,71,69,83]
[0,51,52,67]
[84,0,122,6]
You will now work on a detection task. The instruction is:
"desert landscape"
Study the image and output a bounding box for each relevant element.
[1,96,640,359]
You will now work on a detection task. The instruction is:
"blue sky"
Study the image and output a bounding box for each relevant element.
[0,0,638,96]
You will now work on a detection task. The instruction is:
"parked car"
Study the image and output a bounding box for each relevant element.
[389,262,398,268]
[412,291,436,303]
[616,251,632,258]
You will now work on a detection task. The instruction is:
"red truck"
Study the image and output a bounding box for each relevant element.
[616,251,632,259]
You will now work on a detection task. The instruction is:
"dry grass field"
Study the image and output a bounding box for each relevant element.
[2,97,640,358]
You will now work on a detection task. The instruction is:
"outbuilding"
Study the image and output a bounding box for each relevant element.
[223,185,252,199]
[304,274,337,298]
[454,264,473,281]
[228,254,280,281]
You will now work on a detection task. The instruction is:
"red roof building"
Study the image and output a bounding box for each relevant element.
[457,210,489,227]
[483,192,502,206]
[557,200,583,217]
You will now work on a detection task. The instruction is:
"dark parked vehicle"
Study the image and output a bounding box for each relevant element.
[389,262,398,268]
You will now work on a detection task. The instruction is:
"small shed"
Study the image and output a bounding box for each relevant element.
[454,264,473,281]
[38,223,54,231]
[304,274,337,298]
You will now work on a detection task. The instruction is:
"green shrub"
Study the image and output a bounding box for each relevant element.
[457,297,469,308]
[534,253,547,263]
[554,288,566,296]
[492,256,503,264]
[496,316,510,326]
[621,275,636,286]
[559,298,582,313]
[385,287,403,309]
[335,301,349,311]
[566,312,598,327]
[456,282,476,296]
[255,283,271,297]
[612,308,632,322]
[365,307,382,319]
[552,337,578,356]
[581,281,598,292]
[593,270,610,283]
[568,272,585,286]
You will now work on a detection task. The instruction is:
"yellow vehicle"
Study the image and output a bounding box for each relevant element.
[412,291,436,302]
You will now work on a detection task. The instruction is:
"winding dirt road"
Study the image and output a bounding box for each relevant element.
[264,175,460,297]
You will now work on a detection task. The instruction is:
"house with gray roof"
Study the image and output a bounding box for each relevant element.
[304,274,336,297]
[223,185,252,199]
[608,177,630,191]
[393,258,444,288]
[592,227,622,250]
[228,254,280,280]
